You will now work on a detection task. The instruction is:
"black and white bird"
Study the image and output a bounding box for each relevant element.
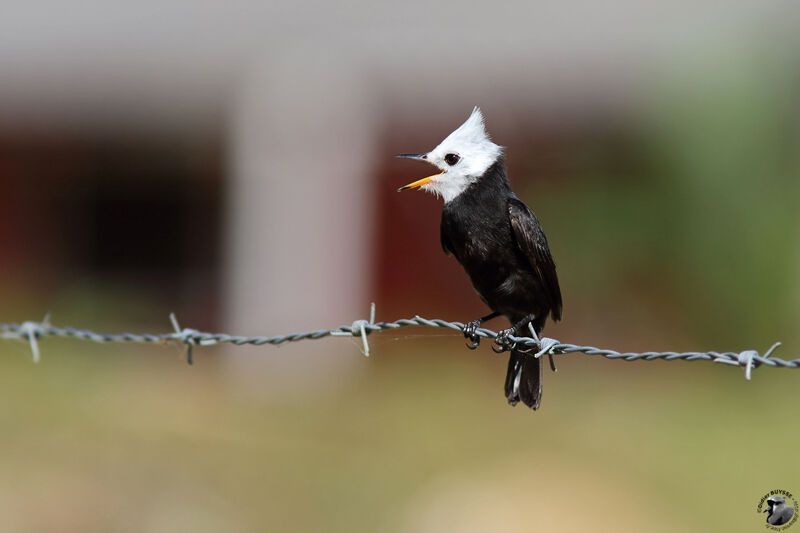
[397,107,562,410]
[765,496,795,526]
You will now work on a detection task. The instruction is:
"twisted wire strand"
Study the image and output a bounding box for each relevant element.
[1,315,797,378]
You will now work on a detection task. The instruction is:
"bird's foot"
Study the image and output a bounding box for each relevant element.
[492,328,516,353]
[463,319,482,350]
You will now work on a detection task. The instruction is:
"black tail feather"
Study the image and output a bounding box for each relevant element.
[505,352,522,406]
[505,349,542,410]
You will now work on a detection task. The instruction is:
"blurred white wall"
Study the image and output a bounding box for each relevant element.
[224,50,377,387]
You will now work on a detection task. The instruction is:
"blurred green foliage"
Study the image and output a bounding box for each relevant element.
[525,52,799,351]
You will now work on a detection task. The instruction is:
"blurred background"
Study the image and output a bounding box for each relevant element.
[1,2,799,531]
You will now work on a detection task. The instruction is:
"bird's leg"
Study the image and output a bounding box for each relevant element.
[492,313,536,353]
[463,311,500,350]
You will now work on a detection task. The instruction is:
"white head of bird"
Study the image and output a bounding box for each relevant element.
[397,107,503,203]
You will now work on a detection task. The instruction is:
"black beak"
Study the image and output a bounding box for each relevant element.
[396,153,427,161]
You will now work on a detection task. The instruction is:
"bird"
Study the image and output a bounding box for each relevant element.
[397,107,562,410]
[765,496,795,526]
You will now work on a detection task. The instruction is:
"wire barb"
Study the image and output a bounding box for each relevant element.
[0,312,797,379]
[332,302,376,356]
[737,350,757,380]
[169,313,198,365]
[17,313,51,363]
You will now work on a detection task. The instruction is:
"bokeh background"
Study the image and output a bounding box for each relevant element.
[1,2,799,532]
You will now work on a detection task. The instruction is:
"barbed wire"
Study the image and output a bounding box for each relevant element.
[1,304,797,380]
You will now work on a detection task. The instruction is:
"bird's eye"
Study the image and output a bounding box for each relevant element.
[444,153,460,166]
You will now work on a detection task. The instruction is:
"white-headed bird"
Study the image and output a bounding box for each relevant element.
[398,107,562,410]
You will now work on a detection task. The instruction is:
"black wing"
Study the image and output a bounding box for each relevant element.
[508,198,562,321]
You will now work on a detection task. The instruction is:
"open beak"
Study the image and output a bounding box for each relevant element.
[397,173,443,192]
[396,153,443,192]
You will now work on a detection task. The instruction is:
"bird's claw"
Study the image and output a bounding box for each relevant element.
[492,328,516,353]
[463,320,482,350]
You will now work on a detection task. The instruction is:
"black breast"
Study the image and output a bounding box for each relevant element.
[440,160,552,324]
